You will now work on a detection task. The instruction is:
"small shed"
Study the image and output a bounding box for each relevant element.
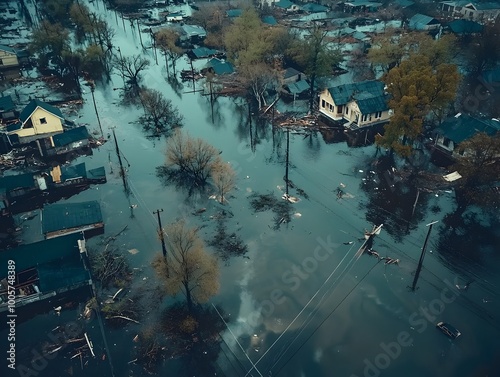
[283,67,306,84]
[203,58,235,75]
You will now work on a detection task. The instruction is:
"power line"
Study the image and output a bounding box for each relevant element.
[271,261,382,376]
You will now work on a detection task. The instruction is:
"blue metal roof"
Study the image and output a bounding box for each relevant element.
[448,19,483,34]
[356,94,390,114]
[0,95,15,112]
[0,44,16,54]
[0,233,81,272]
[286,80,310,95]
[52,126,89,147]
[87,166,106,181]
[60,162,87,181]
[226,9,243,17]
[19,99,64,123]
[437,114,500,143]
[205,58,234,75]
[42,200,103,234]
[328,80,385,105]
[190,47,217,59]
[301,3,329,12]
[0,172,36,191]
[275,0,295,9]
[262,15,278,25]
[6,121,22,132]
[409,13,440,29]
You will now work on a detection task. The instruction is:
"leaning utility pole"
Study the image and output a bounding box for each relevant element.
[411,221,438,291]
[153,209,169,276]
[111,127,128,192]
[90,83,103,136]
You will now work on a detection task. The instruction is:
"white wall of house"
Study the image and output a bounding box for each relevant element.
[0,49,19,69]
[459,4,500,21]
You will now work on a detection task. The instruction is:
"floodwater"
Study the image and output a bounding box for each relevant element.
[2,1,500,376]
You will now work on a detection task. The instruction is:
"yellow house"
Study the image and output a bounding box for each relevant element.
[319,80,392,130]
[7,99,64,144]
[0,45,19,69]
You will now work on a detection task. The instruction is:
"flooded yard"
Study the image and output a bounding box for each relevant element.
[1,1,500,377]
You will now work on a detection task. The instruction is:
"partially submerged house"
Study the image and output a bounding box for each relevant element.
[188,47,218,60]
[448,19,483,34]
[42,200,104,239]
[42,125,90,157]
[319,80,392,130]
[0,45,19,69]
[409,13,441,31]
[283,67,307,84]
[434,113,500,157]
[203,58,235,75]
[274,0,300,12]
[7,99,64,144]
[301,2,329,13]
[0,234,91,311]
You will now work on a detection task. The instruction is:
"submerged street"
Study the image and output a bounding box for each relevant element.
[1,1,500,377]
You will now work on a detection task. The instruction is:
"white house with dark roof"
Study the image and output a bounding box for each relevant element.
[319,80,392,130]
[7,99,64,144]
[440,1,500,21]
[0,45,19,69]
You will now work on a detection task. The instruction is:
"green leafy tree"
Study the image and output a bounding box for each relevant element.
[289,23,342,112]
[377,55,460,157]
[152,221,220,312]
[30,20,70,71]
[224,8,273,66]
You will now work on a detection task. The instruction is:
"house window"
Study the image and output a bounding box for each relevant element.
[321,99,326,108]
[362,114,368,122]
[345,107,349,115]
[337,105,343,114]
[375,111,382,118]
[40,117,47,124]
[0,59,3,66]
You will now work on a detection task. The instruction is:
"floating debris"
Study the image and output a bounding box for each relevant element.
[128,248,140,255]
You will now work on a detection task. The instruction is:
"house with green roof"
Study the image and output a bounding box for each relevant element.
[7,99,64,144]
[0,233,91,311]
[319,80,392,130]
[409,13,441,31]
[0,45,19,69]
[434,113,500,156]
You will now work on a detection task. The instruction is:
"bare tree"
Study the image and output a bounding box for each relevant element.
[239,63,281,109]
[211,160,236,204]
[165,129,221,184]
[115,54,150,87]
[152,220,219,312]
[139,88,183,136]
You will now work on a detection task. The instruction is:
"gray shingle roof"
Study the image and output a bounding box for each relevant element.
[42,200,103,234]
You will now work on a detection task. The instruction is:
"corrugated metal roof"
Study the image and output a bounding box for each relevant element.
[301,3,329,12]
[449,19,483,33]
[275,0,295,9]
[0,44,16,54]
[191,47,217,58]
[42,200,103,234]
[0,233,81,272]
[61,162,87,181]
[87,166,106,181]
[286,79,310,95]
[52,126,89,147]
[437,114,500,143]
[356,95,390,114]
[19,99,64,123]
[205,58,234,75]
[409,13,439,29]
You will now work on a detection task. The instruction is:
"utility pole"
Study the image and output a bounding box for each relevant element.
[136,19,144,48]
[90,83,103,136]
[153,209,169,277]
[111,127,128,192]
[285,127,290,196]
[411,221,438,291]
